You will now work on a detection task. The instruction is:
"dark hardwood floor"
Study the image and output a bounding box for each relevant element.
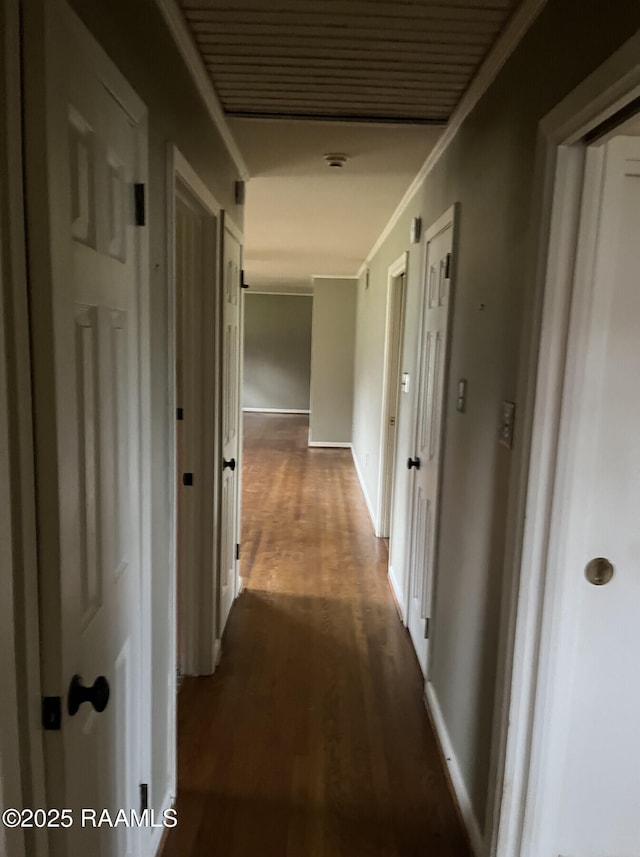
[161,413,471,857]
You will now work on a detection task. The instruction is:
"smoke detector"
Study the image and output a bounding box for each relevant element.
[324,153,349,168]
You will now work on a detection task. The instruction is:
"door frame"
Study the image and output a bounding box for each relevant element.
[167,144,224,688]
[0,227,24,857]
[376,252,408,538]
[0,2,48,855]
[492,30,640,857]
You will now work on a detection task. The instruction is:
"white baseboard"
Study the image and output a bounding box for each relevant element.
[150,787,174,856]
[350,447,378,531]
[425,681,483,857]
[388,564,406,623]
[243,407,310,414]
[213,637,222,667]
[308,440,352,448]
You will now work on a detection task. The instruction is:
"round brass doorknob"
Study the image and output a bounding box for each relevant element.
[584,557,614,586]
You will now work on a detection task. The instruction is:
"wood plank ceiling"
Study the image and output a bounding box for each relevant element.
[179,0,520,123]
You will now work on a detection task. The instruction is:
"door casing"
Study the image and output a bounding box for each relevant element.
[0,1,47,855]
[376,252,408,539]
[0,164,29,857]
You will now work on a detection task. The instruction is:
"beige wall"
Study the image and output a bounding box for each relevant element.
[309,278,357,444]
[243,294,312,411]
[68,0,243,819]
[352,0,640,840]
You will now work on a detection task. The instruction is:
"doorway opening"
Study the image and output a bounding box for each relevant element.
[172,165,221,683]
[376,253,407,539]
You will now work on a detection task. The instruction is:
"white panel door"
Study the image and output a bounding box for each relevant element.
[406,217,454,675]
[29,7,146,856]
[220,224,242,633]
[532,136,640,857]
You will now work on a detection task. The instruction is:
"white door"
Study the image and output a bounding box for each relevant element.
[28,6,147,855]
[529,135,640,857]
[406,212,454,674]
[219,223,242,632]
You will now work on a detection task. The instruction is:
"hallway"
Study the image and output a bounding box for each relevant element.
[161,413,471,857]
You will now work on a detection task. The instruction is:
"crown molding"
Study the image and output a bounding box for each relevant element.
[357,0,548,273]
[154,0,250,180]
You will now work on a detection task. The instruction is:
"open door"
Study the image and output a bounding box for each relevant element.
[406,208,455,675]
[25,2,149,853]
[219,220,243,634]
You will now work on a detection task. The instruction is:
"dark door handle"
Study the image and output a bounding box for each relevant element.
[407,457,421,470]
[223,458,236,471]
[68,674,110,716]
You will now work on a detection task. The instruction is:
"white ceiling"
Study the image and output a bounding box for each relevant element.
[229,118,443,292]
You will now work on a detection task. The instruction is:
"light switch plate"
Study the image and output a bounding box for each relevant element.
[401,372,410,393]
[498,401,516,448]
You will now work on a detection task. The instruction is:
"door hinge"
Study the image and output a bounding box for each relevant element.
[134,183,146,227]
[139,783,149,814]
[182,472,193,486]
[424,618,430,639]
[240,269,250,289]
[444,252,451,279]
[176,407,184,421]
[42,696,62,731]
[236,543,240,561]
